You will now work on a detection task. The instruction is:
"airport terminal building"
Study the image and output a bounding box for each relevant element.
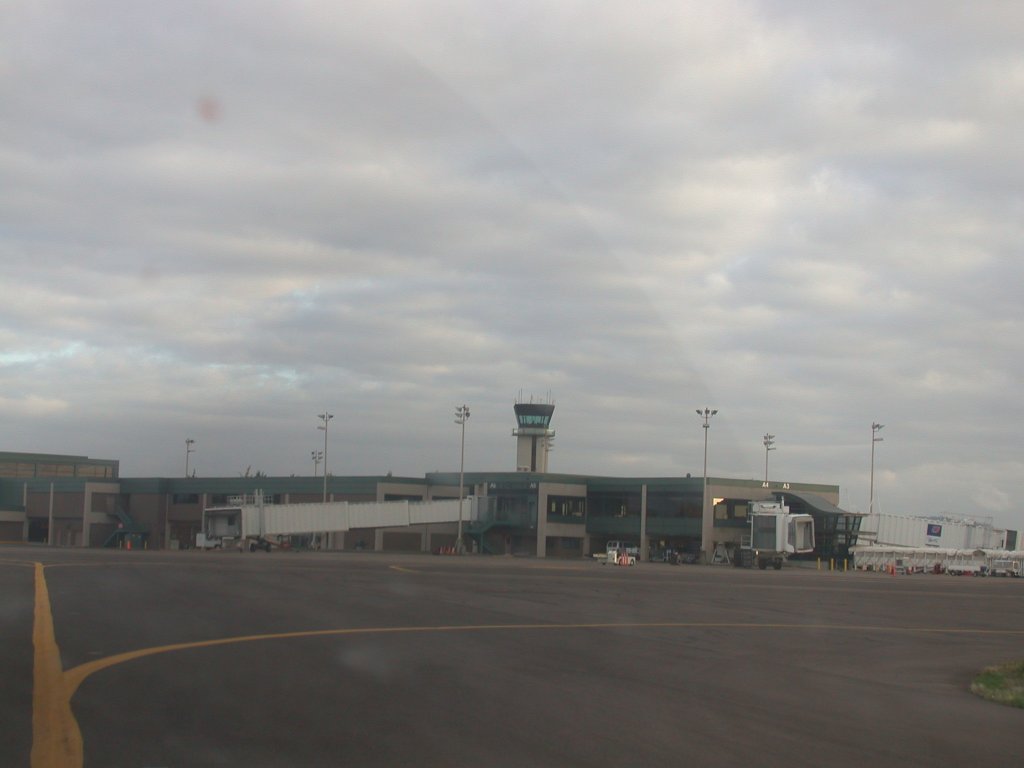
[0,399,865,561]
[0,467,860,563]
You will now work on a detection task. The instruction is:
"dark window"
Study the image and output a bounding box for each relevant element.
[547,496,586,519]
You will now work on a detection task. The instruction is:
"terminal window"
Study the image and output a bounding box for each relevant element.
[0,462,37,477]
[548,496,585,518]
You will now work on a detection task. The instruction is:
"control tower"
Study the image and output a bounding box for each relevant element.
[513,396,555,472]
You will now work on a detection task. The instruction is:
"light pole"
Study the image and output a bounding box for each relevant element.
[184,438,195,477]
[869,422,884,516]
[311,450,323,477]
[318,412,333,503]
[454,404,470,554]
[763,433,776,485]
[696,408,717,562]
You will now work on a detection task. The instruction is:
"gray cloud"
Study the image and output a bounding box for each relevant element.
[2,1,1022,528]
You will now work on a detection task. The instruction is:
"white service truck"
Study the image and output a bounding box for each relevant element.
[946,560,985,576]
[990,558,1022,577]
[746,501,815,570]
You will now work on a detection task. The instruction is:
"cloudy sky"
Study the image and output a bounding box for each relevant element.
[2,1,1022,528]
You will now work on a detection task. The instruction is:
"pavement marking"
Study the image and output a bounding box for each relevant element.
[526,565,590,571]
[25,556,1024,768]
[43,560,182,569]
[63,619,1024,699]
[31,562,83,768]
[388,565,418,573]
[0,558,40,568]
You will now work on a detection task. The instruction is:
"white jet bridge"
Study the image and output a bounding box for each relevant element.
[201,492,478,550]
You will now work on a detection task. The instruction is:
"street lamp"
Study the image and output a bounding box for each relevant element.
[311,450,323,477]
[454,404,470,554]
[184,438,195,477]
[763,433,776,485]
[869,422,884,516]
[696,408,717,562]
[318,412,334,503]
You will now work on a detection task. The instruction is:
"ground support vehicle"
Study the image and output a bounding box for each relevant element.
[990,558,1021,577]
[237,536,274,553]
[598,540,638,565]
[603,549,636,566]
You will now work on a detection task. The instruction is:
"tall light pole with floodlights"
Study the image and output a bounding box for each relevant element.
[454,404,470,554]
[696,408,717,562]
[763,433,776,485]
[311,450,323,477]
[185,438,195,477]
[870,422,884,516]
[318,412,333,503]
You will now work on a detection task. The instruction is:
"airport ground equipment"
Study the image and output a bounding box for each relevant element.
[600,540,638,565]
[991,558,1022,577]
[852,546,1024,575]
[741,501,815,570]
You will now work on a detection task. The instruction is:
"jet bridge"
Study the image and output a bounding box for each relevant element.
[740,501,815,569]
[201,493,477,547]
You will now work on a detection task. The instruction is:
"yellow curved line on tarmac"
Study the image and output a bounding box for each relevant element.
[64,620,1024,698]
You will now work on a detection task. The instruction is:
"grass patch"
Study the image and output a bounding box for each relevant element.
[971,661,1024,708]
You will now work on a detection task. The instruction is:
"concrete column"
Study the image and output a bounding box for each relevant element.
[640,484,648,562]
[324,493,336,550]
[82,485,91,548]
[22,483,29,542]
[164,494,171,551]
[701,482,714,564]
[374,528,384,552]
[421,526,430,553]
[48,483,54,546]
[535,490,547,559]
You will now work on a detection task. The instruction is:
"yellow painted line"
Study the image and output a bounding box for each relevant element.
[388,565,418,573]
[31,562,83,768]
[0,558,40,568]
[64,619,1024,699]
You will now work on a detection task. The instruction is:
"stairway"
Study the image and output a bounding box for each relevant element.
[102,507,149,548]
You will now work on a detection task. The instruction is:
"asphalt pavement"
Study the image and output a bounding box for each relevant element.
[2,544,1022,767]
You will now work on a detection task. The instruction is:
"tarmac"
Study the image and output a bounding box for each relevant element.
[2,544,1023,767]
